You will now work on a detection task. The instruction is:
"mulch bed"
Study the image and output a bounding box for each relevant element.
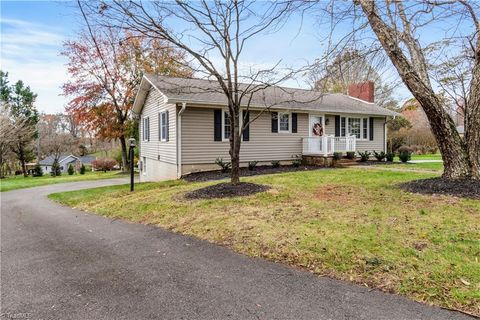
[400,177,480,199]
[184,182,270,200]
[183,165,328,182]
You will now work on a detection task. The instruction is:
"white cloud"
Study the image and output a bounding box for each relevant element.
[1,17,69,114]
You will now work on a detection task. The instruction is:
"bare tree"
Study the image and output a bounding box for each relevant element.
[91,0,308,184]
[316,0,480,180]
[309,48,400,108]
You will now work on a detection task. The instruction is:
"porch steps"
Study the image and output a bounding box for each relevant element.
[334,158,360,168]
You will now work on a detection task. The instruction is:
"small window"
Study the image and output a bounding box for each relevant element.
[142,157,146,173]
[363,118,368,139]
[278,113,290,132]
[348,118,361,139]
[160,112,167,141]
[143,117,150,141]
[223,111,231,140]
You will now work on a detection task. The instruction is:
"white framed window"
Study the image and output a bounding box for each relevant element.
[142,117,150,141]
[160,112,167,141]
[340,116,369,140]
[348,118,361,139]
[142,156,146,174]
[278,112,290,132]
[223,111,231,140]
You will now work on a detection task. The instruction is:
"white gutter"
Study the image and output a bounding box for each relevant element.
[176,102,187,178]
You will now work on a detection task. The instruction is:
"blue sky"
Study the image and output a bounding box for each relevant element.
[1,1,412,114]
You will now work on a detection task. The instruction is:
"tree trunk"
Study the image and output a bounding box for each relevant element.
[119,135,129,172]
[464,52,480,179]
[229,110,241,185]
[357,0,474,179]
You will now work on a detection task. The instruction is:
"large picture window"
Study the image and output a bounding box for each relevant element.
[348,118,361,139]
[340,116,369,139]
[279,112,290,132]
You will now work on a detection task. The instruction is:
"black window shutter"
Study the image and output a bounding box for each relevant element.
[147,118,150,141]
[166,111,169,142]
[214,109,222,141]
[369,117,374,141]
[242,110,250,141]
[292,113,298,133]
[158,112,162,141]
[335,115,340,137]
[271,112,278,133]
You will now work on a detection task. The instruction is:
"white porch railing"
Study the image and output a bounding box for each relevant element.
[302,135,356,156]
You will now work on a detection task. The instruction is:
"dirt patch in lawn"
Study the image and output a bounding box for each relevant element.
[400,177,480,199]
[184,182,270,200]
[183,165,328,182]
[315,184,357,202]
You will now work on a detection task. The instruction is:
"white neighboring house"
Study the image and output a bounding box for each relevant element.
[39,154,81,174]
[133,74,400,182]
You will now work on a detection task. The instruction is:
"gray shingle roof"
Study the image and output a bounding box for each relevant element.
[139,74,399,117]
[39,154,78,166]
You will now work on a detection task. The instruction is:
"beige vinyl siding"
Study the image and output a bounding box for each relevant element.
[181,107,308,164]
[356,117,385,153]
[139,89,176,164]
[324,115,385,152]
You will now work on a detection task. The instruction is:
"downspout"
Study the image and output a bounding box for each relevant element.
[177,102,187,178]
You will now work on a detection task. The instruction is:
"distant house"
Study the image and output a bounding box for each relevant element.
[456,125,464,137]
[133,75,399,182]
[39,154,82,174]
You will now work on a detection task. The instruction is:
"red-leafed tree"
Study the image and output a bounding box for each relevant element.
[62,1,192,170]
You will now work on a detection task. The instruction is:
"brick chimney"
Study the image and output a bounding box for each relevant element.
[347,81,374,103]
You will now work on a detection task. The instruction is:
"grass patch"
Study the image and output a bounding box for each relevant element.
[379,162,444,172]
[0,171,123,192]
[49,168,479,315]
[410,153,442,161]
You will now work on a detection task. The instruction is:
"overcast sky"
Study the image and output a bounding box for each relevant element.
[1,1,412,114]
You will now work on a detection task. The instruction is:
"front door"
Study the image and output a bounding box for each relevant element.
[309,115,324,154]
[310,116,324,137]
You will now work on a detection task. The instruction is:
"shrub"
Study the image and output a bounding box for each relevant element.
[292,155,302,168]
[358,151,371,162]
[67,164,75,175]
[14,170,23,176]
[215,158,231,173]
[346,151,356,160]
[248,161,258,171]
[332,152,342,160]
[399,151,412,163]
[397,145,415,154]
[79,164,86,175]
[386,152,395,162]
[373,151,386,162]
[32,165,43,177]
[271,160,280,168]
[51,159,62,177]
[92,158,118,172]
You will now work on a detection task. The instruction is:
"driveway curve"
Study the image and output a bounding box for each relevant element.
[1,179,474,320]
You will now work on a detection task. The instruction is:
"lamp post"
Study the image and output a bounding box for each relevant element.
[128,138,136,192]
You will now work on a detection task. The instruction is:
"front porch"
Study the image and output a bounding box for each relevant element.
[302,135,357,156]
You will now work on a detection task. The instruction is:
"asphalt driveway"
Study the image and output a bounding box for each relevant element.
[1,179,474,320]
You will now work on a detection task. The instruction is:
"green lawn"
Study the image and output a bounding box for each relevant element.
[410,153,443,161]
[49,168,479,315]
[0,171,123,192]
[376,162,444,172]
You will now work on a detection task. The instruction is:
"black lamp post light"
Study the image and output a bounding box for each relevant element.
[129,137,136,192]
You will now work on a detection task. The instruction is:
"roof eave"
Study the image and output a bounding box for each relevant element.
[167,98,398,117]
